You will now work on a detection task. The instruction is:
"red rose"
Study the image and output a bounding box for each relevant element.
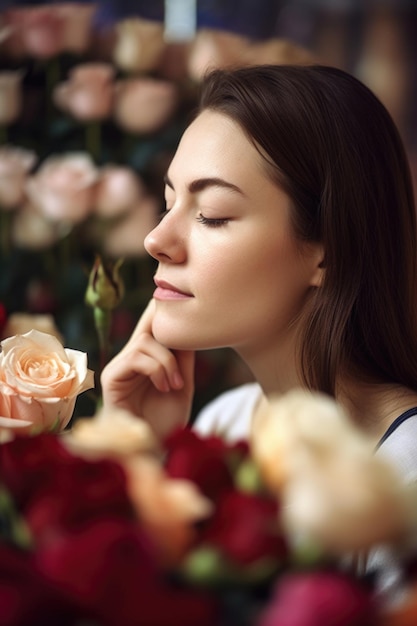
[202,489,288,567]
[36,518,217,626]
[0,544,80,626]
[0,303,7,337]
[257,570,380,626]
[164,428,247,501]
[0,434,135,545]
[0,434,75,505]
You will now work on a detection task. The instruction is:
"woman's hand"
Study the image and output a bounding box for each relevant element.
[100,299,195,439]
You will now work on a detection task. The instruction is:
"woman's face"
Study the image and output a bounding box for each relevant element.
[144,110,322,357]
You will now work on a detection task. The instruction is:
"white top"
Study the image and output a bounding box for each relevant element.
[193,382,263,442]
[193,383,417,607]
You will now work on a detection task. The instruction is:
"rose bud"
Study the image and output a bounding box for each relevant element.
[85,255,124,311]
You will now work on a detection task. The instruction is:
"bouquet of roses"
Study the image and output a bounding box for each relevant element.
[1,330,417,626]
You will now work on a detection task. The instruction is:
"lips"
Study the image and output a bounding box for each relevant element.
[153,278,193,300]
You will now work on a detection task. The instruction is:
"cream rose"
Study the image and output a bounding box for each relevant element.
[113,18,165,74]
[0,329,94,439]
[252,389,416,554]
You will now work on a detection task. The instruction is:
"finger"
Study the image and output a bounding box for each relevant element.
[169,350,195,390]
[103,334,180,392]
[104,349,171,394]
[130,299,156,341]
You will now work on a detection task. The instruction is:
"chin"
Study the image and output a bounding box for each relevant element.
[151,321,220,352]
[152,319,192,350]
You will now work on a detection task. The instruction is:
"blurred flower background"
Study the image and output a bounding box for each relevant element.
[0,0,416,421]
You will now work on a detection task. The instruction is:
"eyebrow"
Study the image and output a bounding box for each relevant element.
[164,174,245,196]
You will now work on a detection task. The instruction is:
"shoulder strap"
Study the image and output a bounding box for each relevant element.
[376,406,417,449]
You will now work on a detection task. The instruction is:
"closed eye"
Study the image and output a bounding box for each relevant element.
[196,213,229,227]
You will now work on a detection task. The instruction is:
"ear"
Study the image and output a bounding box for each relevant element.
[309,245,325,288]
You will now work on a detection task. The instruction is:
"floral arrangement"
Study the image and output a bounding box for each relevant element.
[1,330,417,626]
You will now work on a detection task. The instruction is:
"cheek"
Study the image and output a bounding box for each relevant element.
[206,237,311,318]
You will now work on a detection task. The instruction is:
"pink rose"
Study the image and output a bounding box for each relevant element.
[53,63,114,122]
[102,195,158,258]
[57,3,97,55]
[0,71,23,126]
[114,78,178,134]
[0,329,94,439]
[26,152,98,223]
[94,165,146,218]
[3,6,66,60]
[2,5,96,59]
[0,145,36,209]
[187,29,250,83]
[11,203,65,250]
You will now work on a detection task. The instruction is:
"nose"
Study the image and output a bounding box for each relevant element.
[144,211,186,263]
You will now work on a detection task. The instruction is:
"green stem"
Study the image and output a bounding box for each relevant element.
[86,121,101,163]
[0,210,11,258]
[45,56,61,120]
[0,126,8,145]
[94,307,112,375]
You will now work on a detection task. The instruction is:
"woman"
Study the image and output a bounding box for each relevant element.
[101,64,417,600]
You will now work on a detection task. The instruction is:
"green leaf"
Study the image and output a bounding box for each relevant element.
[0,485,33,550]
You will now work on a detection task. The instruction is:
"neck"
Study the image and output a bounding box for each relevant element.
[239,334,417,441]
[236,324,303,396]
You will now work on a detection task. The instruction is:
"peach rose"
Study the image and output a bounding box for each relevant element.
[26,152,98,223]
[0,71,23,126]
[124,455,213,565]
[0,145,37,209]
[54,63,115,122]
[0,329,94,440]
[94,165,145,218]
[113,18,165,74]
[65,404,159,459]
[113,77,178,134]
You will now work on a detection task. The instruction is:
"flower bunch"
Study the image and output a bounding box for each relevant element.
[2,383,417,625]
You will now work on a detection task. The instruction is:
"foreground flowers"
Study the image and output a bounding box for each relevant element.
[1,390,417,625]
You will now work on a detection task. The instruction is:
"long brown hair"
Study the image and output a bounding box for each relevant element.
[199,64,417,395]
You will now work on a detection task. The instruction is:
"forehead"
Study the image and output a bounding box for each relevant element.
[168,109,267,185]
